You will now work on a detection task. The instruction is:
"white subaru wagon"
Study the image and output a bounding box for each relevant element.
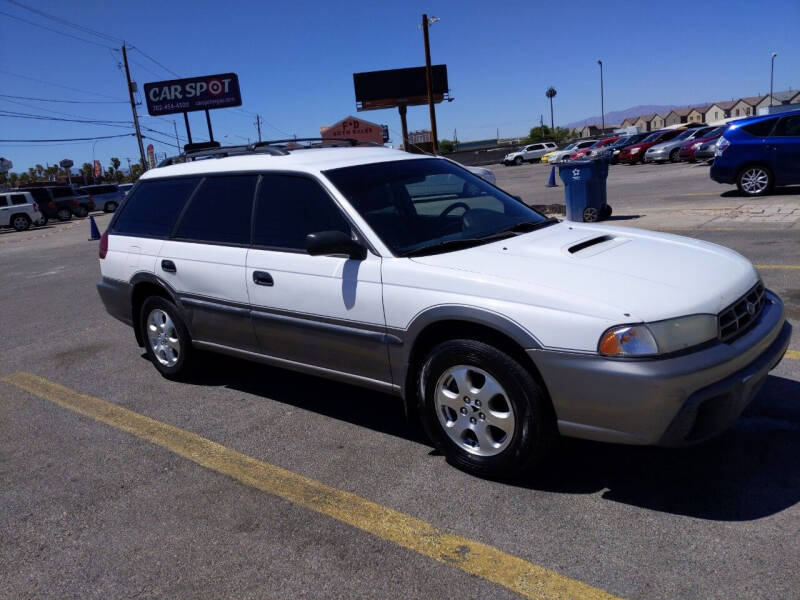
[97,143,791,478]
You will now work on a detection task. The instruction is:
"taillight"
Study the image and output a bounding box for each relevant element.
[715,136,730,157]
[72,199,79,206]
[48,201,55,209]
[99,231,109,259]
[89,195,94,203]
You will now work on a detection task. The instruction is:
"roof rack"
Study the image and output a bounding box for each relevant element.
[155,137,371,167]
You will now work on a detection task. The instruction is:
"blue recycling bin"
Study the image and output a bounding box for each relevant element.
[557,157,611,222]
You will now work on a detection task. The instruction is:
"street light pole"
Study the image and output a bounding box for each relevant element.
[770,52,778,107]
[597,60,605,131]
[422,14,439,155]
[546,87,557,142]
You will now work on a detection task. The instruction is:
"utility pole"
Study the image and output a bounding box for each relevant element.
[172,120,181,151]
[121,44,147,170]
[255,114,262,142]
[422,14,439,154]
[770,52,778,107]
[597,60,605,131]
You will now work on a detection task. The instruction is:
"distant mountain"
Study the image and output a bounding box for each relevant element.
[565,104,682,128]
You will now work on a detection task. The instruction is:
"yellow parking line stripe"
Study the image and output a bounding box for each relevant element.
[1,372,619,600]
[755,265,800,270]
[785,350,800,361]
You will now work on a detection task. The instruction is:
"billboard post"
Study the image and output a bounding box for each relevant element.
[422,14,439,154]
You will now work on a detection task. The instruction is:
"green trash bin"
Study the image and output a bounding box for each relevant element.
[557,158,612,222]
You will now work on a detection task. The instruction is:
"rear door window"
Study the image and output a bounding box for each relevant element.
[113,177,200,237]
[0,196,7,206]
[173,175,257,245]
[742,118,777,137]
[773,116,800,137]
[50,187,74,199]
[11,194,29,205]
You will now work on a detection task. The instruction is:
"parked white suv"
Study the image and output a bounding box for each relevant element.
[97,144,790,478]
[0,191,41,231]
[501,142,557,166]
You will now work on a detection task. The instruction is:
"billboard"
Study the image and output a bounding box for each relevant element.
[144,73,242,116]
[353,65,449,111]
[146,144,156,169]
[93,160,102,177]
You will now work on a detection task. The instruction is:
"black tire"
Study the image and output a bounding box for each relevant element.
[514,156,523,166]
[417,339,556,479]
[36,215,48,227]
[669,149,680,163]
[104,201,118,213]
[11,214,31,232]
[140,296,194,379]
[736,165,773,197]
[601,204,612,219]
[74,206,88,218]
[56,208,72,221]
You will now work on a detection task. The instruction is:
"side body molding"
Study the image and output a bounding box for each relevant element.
[388,304,543,398]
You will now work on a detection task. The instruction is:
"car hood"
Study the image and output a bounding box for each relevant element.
[622,142,652,153]
[648,139,683,152]
[410,222,758,322]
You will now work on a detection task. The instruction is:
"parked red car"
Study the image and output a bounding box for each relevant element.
[617,129,683,164]
[570,136,619,159]
[677,126,726,162]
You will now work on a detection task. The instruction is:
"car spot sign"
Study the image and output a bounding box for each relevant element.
[143,73,242,116]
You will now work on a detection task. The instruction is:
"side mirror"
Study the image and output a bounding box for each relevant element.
[305,231,367,260]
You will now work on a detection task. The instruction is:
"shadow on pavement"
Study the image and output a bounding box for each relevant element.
[603,215,640,221]
[175,352,800,521]
[721,187,800,198]
[524,374,800,521]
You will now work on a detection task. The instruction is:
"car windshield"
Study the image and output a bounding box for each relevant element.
[704,126,726,138]
[673,129,696,141]
[324,158,552,257]
[642,132,663,142]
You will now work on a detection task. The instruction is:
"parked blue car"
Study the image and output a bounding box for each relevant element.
[710,108,800,196]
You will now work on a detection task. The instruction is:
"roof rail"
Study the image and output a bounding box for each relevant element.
[252,137,359,147]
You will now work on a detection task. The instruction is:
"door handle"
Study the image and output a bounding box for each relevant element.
[161,259,176,273]
[253,270,274,286]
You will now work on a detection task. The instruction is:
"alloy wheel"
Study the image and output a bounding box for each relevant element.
[740,168,769,195]
[146,308,181,367]
[434,365,516,457]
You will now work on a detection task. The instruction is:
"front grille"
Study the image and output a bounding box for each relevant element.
[718,282,766,343]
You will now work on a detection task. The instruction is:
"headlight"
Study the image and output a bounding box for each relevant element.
[599,315,718,357]
[691,142,701,149]
[630,147,640,154]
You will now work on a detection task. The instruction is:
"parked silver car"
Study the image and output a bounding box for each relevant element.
[79,184,125,213]
[644,126,715,163]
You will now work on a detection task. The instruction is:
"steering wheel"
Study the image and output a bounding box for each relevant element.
[437,201,470,221]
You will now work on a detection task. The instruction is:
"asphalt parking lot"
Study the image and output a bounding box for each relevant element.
[1,164,799,599]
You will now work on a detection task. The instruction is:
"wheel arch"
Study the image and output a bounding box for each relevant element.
[129,273,187,347]
[396,306,552,420]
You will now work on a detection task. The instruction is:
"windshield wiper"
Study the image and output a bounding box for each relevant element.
[399,231,517,257]
[497,217,559,234]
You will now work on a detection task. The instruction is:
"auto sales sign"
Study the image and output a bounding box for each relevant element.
[143,73,242,116]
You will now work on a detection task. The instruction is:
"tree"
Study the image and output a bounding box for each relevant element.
[27,167,37,182]
[35,164,44,179]
[9,172,18,187]
[80,162,93,183]
[129,163,144,181]
[438,139,455,154]
[526,125,573,144]
[110,157,121,171]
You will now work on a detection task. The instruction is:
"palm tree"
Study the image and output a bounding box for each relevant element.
[545,87,557,142]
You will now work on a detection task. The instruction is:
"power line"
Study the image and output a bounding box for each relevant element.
[0,111,133,128]
[0,10,117,49]
[0,97,129,121]
[4,0,124,43]
[0,70,127,101]
[131,46,180,78]
[0,133,136,142]
[0,93,129,104]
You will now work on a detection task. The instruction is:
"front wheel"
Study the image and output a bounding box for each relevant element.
[737,166,773,196]
[417,339,555,479]
[140,296,194,379]
[74,206,88,218]
[36,215,48,227]
[669,149,680,163]
[104,201,118,213]
[514,156,523,166]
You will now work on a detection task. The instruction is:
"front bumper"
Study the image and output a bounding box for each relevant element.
[644,150,668,162]
[529,291,790,446]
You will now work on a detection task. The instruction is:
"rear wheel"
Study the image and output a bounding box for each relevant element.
[104,201,118,213]
[417,339,555,479]
[56,208,72,221]
[737,165,773,196]
[11,214,31,231]
[140,296,194,379]
[583,206,599,222]
[74,206,88,218]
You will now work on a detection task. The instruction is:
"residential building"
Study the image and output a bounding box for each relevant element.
[664,108,692,126]
[704,101,737,123]
[650,114,666,129]
[619,117,637,128]
[633,114,656,132]
[730,99,758,118]
[687,106,708,123]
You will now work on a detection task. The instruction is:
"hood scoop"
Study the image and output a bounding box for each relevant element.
[568,235,615,254]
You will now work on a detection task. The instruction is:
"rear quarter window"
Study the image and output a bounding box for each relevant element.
[741,118,777,137]
[50,187,74,199]
[113,177,201,237]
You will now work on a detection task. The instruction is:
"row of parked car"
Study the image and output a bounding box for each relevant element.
[506,107,800,197]
[0,182,132,232]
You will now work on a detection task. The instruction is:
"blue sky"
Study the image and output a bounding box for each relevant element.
[1,0,799,171]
